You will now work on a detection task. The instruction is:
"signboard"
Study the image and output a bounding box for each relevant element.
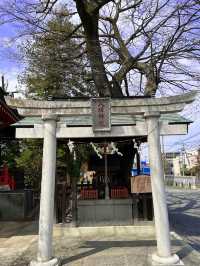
[131,175,152,193]
[91,98,111,132]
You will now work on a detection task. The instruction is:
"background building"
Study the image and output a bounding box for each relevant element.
[164,149,200,177]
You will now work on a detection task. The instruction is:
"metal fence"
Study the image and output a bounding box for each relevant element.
[165,175,200,189]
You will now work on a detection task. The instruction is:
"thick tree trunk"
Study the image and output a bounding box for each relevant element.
[145,79,157,96]
[110,78,124,97]
[144,65,158,96]
[76,0,123,98]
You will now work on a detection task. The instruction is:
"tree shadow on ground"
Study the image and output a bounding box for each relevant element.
[168,193,200,251]
[0,221,38,239]
[61,239,181,265]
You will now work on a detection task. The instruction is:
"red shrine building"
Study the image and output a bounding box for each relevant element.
[0,87,21,190]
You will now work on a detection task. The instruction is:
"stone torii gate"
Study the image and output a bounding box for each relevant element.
[6,92,197,266]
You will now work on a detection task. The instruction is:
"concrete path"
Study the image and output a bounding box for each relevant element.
[0,222,200,266]
[167,188,200,252]
[0,188,200,266]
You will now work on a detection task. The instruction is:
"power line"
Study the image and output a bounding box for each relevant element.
[166,131,200,150]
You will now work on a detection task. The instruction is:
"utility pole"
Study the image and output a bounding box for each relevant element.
[197,147,200,178]
[161,135,165,176]
[181,144,185,176]
[185,150,191,175]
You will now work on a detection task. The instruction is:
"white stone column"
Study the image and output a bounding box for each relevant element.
[30,114,60,266]
[145,112,180,265]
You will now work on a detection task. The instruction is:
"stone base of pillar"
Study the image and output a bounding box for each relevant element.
[152,254,183,265]
[30,257,60,266]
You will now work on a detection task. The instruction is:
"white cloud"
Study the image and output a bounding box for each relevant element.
[0,36,13,48]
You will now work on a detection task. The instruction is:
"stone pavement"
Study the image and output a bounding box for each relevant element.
[0,222,200,266]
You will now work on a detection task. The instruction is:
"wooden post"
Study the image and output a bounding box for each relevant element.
[61,183,67,223]
[136,150,140,175]
[133,194,139,223]
[143,194,148,221]
[71,176,77,226]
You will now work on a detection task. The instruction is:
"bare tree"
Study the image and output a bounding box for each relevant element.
[99,0,200,96]
[0,0,199,97]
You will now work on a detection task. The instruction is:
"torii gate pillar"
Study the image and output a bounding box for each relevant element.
[30,115,60,266]
[145,112,180,265]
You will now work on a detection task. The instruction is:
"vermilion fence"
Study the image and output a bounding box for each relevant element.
[80,189,98,200]
[80,187,129,199]
[111,187,129,199]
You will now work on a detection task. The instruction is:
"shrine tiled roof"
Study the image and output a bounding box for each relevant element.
[0,89,21,127]
[13,113,191,127]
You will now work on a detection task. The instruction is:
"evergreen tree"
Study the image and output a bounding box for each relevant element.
[21,10,96,98]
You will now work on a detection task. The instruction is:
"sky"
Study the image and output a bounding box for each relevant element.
[0,22,24,94]
[0,1,200,157]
